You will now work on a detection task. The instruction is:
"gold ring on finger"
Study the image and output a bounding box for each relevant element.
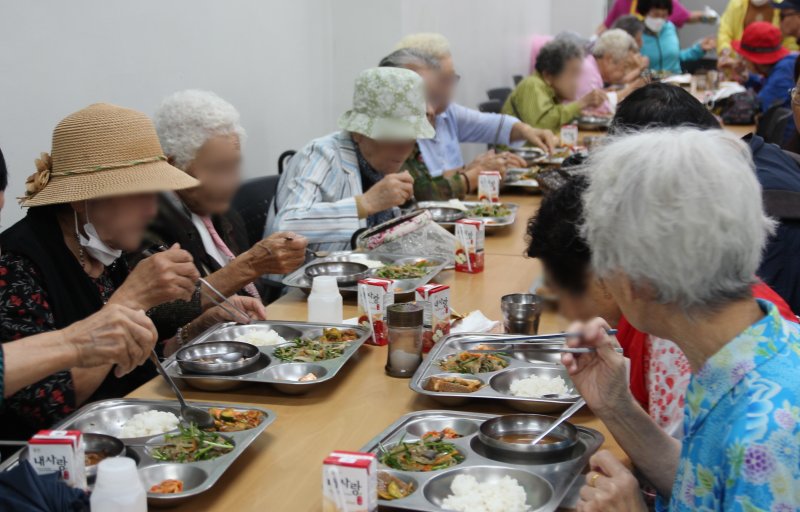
[589,472,601,488]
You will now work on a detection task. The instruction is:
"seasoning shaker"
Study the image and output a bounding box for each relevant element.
[385,303,424,378]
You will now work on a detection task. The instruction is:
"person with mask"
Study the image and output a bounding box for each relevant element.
[0,103,266,441]
[598,0,707,34]
[637,0,716,75]
[718,0,797,70]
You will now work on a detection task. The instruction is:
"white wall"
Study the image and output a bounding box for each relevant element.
[0,0,603,226]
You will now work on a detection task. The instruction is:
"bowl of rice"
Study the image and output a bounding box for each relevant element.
[424,466,552,512]
[478,414,578,455]
[489,366,580,413]
[119,410,181,439]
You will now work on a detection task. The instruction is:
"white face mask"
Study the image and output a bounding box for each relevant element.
[644,16,666,33]
[74,207,122,266]
[750,0,769,6]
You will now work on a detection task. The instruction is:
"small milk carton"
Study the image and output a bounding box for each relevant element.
[454,219,485,274]
[28,430,86,489]
[357,278,395,346]
[478,171,501,203]
[322,451,378,512]
[560,123,579,147]
[415,284,451,353]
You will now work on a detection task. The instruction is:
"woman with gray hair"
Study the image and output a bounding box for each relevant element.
[145,89,307,304]
[578,29,646,115]
[562,128,800,511]
[503,38,607,131]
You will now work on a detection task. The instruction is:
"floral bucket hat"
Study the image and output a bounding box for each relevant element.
[338,67,435,141]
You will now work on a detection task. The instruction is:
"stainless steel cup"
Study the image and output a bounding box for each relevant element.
[501,294,543,335]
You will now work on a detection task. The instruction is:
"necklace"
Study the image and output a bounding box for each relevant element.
[74,231,86,270]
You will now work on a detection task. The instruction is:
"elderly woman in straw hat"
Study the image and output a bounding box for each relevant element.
[0,103,265,441]
[143,90,306,301]
[266,67,434,253]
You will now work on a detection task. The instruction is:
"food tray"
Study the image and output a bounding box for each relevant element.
[360,410,604,512]
[282,251,450,298]
[162,321,371,393]
[416,201,519,229]
[0,399,275,507]
[410,333,582,413]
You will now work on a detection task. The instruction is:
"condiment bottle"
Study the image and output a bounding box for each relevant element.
[90,457,146,512]
[308,276,344,324]
[385,303,424,377]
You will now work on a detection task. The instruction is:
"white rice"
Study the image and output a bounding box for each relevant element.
[441,474,530,512]
[236,329,287,347]
[119,411,180,438]
[509,374,571,398]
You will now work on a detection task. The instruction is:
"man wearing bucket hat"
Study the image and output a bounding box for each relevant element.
[732,20,798,142]
[267,67,434,253]
[0,103,266,440]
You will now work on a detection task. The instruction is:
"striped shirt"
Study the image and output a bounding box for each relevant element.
[266,131,377,253]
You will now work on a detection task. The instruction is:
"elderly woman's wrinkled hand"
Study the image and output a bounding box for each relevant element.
[188,296,267,335]
[112,244,200,310]
[63,304,158,377]
[561,318,631,418]
[527,128,559,154]
[577,451,648,512]
[248,232,308,276]
[579,89,608,110]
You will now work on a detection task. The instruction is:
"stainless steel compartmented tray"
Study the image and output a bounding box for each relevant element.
[416,201,520,229]
[504,168,540,189]
[162,321,371,393]
[410,333,582,413]
[282,251,451,296]
[0,399,275,507]
[360,410,604,512]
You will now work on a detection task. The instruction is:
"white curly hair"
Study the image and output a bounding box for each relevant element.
[395,33,451,59]
[154,89,246,170]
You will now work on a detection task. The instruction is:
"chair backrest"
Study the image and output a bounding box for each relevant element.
[231,175,281,247]
[486,87,512,105]
[478,99,502,114]
[757,105,793,146]
[278,150,296,175]
[513,75,523,85]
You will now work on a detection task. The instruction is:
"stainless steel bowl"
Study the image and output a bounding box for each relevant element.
[140,463,209,506]
[84,433,126,478]
[422,466,553,509]
[176,341,261,375]
[262,363,329,395]
[420,206,464,223]
[478,414,578,454]
[65,403,181,442]
[304,261,369,285]
[489,366,580,413]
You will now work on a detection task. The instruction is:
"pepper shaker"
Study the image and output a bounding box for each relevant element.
[385,303,424,378]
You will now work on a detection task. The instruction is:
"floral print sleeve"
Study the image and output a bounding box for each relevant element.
[0,253,78,429]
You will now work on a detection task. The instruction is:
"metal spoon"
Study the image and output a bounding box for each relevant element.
[529,398,586,446]
[149,351,215,429]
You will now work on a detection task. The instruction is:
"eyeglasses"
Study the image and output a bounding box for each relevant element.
[789,87,800,105]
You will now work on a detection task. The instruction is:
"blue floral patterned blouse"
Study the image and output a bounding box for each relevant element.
[660,300,800,511]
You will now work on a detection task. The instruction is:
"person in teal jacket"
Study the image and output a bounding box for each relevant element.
[637,0,716,74]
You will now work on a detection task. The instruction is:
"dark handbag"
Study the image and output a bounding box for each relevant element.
[713,91,759,125]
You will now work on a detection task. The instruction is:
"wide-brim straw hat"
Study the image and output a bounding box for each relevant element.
[20,103,199,207]
[338,67,435,141]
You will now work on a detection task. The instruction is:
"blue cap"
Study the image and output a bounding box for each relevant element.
[774,0,800,10]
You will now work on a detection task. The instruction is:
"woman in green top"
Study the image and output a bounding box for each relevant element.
[503,38,607,132]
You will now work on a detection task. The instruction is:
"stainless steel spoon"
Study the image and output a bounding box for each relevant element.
[529,398,587,446]
[149,351,215,429]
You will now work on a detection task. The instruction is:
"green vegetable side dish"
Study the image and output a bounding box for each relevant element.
[437,351,509,374]
[467,203,512,218]
[375,261,430,280]
[150,424,234,463]
[273,338,350,362]
[379,436,465,472]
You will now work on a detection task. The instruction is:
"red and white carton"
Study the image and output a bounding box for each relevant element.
[322,451,378,512]
[560,123,579,147]
[454,219,485,274]
[478,170,501,203]
[415,284,451,353]
[28,430,86,489]
[357,278,395,346]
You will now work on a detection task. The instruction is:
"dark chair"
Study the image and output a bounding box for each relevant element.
[487,87,512,105]
[478,99,502,114]
[278,150,296,175]
[757,105,793,146]
[513,75,524,85]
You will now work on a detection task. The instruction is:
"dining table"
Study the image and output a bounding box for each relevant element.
[126,123,756,512]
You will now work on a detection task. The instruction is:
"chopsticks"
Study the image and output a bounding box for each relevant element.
[461,330,617,345]
[466,346,624,354]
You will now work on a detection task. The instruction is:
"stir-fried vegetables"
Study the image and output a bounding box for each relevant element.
[150,424,234,463]
[208,408,263,432]
[422,428,462,441]
[150,479,184,494]
[375,261,430,280]
[377,472,415,500]
[438,351,509,374]
[379,436,464,472]
[318,328,359,343]
[273,339,349,362]
[468,204,511,218]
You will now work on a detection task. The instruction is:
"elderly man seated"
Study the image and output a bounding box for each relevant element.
[147,90,307,301]
[395,33,558,177]
[266,67,433,253]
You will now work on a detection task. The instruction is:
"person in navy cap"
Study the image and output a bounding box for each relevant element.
[774,0,800,41]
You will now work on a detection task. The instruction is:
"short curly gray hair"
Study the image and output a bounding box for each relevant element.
[535,38,584,77]
[154,89,246,170]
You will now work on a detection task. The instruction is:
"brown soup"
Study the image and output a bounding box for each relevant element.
[497,432,562,445]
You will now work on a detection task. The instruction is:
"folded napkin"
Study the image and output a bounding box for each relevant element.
[450,310,500,334]
[0,461,89,511]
